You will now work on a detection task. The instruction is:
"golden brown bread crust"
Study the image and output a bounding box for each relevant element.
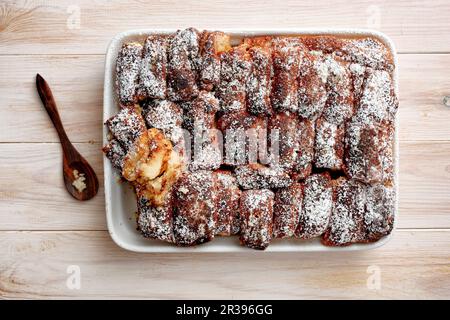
[239,189,274,250]
[273,182,303,239]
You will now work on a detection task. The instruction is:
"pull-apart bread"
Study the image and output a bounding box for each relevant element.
[104,29,398,250]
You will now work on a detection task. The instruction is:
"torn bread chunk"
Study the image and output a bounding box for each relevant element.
[239,189,274,250]
[172,170,216,246]
[296,173,333,239]
[271,37,302,112]
[213,170,242,236]
[345,121,394,184]
[137,35,168,100]
[364,182,395,242]
[116,42,143,106]
[297,51,328,120]
[314,117,345,170]
[183,91,222,171]
[217,111,268,166]
[199,31,231,91]
[102,139,126,172]
[218,45,252,113]
[353,69,398,126]
[246,45,273,116]
[273,182,303,239]
[167,28,200,102]
[136,187,174,243]
[122,128,172,184]
[322,178,366,246]
[234,163,292,190]
[105,106,146,151]
[322,55,355,125]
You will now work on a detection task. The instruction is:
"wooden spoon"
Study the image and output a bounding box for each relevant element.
[36,74,99,201]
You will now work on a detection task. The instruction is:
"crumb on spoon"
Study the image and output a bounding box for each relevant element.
[72,169,87,192]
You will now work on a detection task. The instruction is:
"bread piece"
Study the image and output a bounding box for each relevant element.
[217,111,267,166]
[137,35,167,100]
[268,111,310,172]
[322,178,366,246]
[239,189,274,250]
[218,45,252,113]
[103,139,126,172]
[199,31,231,91]
[105,106,146,151]
[183,91,222,171]
[213,170,242,236]
[167,28,200,102]
[273,182,303,238]
[292,119,315,180]
[322,55,354,125]
[116,42,143,106]
[340,37,394,71]
[297,51,328,120]
[136,186,174,243]
[302,36,394,71]
[246,45,273,116]
[364,182,395,242]
[172,170,216,245]
[296,173,333,239]
[143,99,184,144]
[271,37,302,112]
[314,117,345,170]
[353,69,398,126]
[345,121,394,184]
[234,163,292,190]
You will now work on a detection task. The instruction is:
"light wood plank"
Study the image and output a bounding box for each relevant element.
[0,142,449,230]
[0,143,106,230]
[0,230,448,299]
[1,54,450,143]
[0,55,104,144]
[1,0,450,54]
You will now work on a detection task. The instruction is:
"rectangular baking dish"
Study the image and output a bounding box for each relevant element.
[103,28,399,253]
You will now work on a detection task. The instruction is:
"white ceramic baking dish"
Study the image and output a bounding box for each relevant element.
[103,28,399,253]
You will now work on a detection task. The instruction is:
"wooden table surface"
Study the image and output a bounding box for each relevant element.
[1,0,449,299]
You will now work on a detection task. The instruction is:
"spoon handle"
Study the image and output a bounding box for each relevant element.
[36,74,73,154]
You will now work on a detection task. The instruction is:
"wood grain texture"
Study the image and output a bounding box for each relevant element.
[0,141,449,230]
[0,230,448,299]
[1,0,450,54]
[1,54,450,143]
